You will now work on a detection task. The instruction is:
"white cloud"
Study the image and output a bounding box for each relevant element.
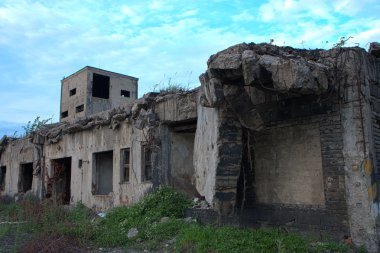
[0,0,379,136]
[232,10,255,22]
[120,5,143,25]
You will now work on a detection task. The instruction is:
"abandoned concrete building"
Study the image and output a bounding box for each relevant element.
[1,42,380,251]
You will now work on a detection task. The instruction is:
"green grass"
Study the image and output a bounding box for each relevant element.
[0,189,352,253]
[175,225,350,253]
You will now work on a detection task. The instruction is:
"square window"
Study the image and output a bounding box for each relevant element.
[121,90,130,97]
[61,111,68,118]
[92,73,110,99]
[69,88,76,96]
[76,104,84,113]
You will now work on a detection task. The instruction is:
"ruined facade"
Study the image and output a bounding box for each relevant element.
[1,43,380,251]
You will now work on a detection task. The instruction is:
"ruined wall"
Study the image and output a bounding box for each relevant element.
[43,121,152,210]
[61,67,138,123]
[86,68,138,117]
[254,122,325,205]
[0,138,38,197]
[60,70,88,122]
[195,43,380,251]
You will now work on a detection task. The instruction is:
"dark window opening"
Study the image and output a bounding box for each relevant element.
[142,146,152,181]
[93,151,113,195]
[92,73,110,99]
[19,163,33,193]
[76,104,84,113]
[69,88,76,96]
[121,90,130,97]
[61,111,68,118]
[0,166,6,191]
[121,148,130,182]
[47,158,72,205]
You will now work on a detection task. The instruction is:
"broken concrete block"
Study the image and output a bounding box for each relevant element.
[241,50,260,87]
[199,73,224,107]
[256,55,329,94]
[223,85,264,131]
[369,42,380,57]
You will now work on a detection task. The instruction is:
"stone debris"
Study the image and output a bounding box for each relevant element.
[127,228,139,239]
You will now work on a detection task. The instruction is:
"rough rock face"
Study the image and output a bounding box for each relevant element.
[206,43,331,94]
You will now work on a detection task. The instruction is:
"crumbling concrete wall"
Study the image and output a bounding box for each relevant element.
[0,138,40,197]
[43,114,152,210]
[195,42,380,251]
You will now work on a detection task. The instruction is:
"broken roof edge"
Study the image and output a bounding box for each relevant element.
[61,66,139,82]
[28,88,199,141]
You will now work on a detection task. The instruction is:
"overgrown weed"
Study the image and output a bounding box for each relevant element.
[0,188,352,253]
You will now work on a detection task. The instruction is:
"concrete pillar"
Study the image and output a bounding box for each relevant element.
[339,49,379,252]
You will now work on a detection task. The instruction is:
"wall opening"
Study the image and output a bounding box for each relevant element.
[61,111,68,118]
[48,158,72,205]
[120,148,130,183]
[93,151,113,195]
[121,90,130,97]
[69,88,76,96]
[92,73,110,99]
[19,163,33,193]
[76,104,84,113]
[142,146,152,181]
[0,166,6,191]
[170,131,197,197]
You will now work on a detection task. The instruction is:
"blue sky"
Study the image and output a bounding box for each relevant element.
[1,0,380,137]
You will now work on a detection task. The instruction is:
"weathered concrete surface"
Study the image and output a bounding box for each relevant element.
[254,123,325,205]
[43,119,152,210]
[61,66,138,122]
[207,43,329,95]
[155,89,198,123]
[170,132,197,197]
[0,138,37,197]
[194,102,219,204]
[337,48,379,252]
[197,42,380,251]
[194,89,242,215]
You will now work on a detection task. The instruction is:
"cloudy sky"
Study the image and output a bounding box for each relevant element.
[1,0,380,136]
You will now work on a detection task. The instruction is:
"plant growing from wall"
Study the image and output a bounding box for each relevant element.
[22,116,52,137]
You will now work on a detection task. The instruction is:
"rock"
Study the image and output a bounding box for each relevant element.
[369,42,380,57]
[133,109,147,130]
[199,73,224,107]
[255,55,329,94]
[207,43,250,81]
[183,217,195,223]
[241,50,260,87]
[160,217,170,223]
[146,110,157,124]
[127,228,139,238]
[166,238,176,245]
[223,85,264,131]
